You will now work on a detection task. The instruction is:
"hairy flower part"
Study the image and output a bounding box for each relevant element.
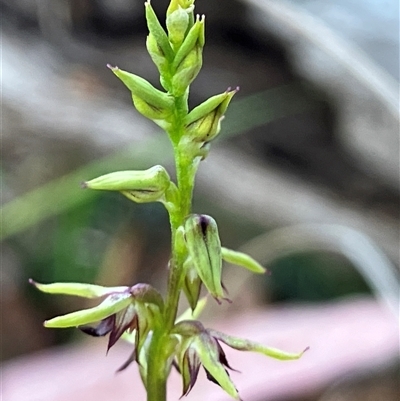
[30,280,164,358]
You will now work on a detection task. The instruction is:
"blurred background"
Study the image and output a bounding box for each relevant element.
[2,0,399,400]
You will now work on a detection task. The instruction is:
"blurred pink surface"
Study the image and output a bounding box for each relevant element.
[3,297,398,401]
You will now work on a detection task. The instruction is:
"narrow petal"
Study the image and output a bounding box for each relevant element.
[210,329,309,360]
[215,340,239,372]
[30,279,129,298]
[116,348,137,373]
[180,346,201,397]
[44,293,132,328]
[221,247,267,274]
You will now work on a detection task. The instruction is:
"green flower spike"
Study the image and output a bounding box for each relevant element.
[29,280,164,356]
[184,214,228,303]
[173,320,309,400]
[82,165,171,204]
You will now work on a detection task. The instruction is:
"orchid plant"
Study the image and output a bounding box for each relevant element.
[31,1,307,400]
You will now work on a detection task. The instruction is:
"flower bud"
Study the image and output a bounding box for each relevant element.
[170,15,204,96]
[182,258,202,311]
[146,33,169,79]
[171,45,202,96]
[167,0,195,15]
[82,165,171,204]
[107,65,174,120]
[184,214,227,302]
[221,247,266,274]
[184,88,238,142]
[145,1,174,62]
[166,6,190,47]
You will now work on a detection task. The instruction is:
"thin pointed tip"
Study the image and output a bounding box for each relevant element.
[106,63,118,71]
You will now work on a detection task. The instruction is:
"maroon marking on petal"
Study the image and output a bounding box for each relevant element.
[204,367,219,385]
[79,316,115,337]
[108,306,138,352]
[215,340,240,372]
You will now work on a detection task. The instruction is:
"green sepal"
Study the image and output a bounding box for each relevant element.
[44,293,132,328]
[172,15,204,72]
[145,1,174,62]
[146,33,170,81]
[172,319,204,336]
[184,88,238,142]
[184,214,226,302]
[108,65,174,120]
[182,257,202,311]
[185,88,238,125]
[171,45,203,96]
[193,334,240,400]
[29,279,128,299]
[130,283,165,313]
[221,247,266,274]
[209,329,309,360]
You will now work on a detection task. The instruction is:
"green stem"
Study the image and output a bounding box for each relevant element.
[146,330,167,401]
[146,94,197,401]
[163,93,195,328]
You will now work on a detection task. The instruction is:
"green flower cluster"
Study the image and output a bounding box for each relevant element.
[31,1,307,400]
